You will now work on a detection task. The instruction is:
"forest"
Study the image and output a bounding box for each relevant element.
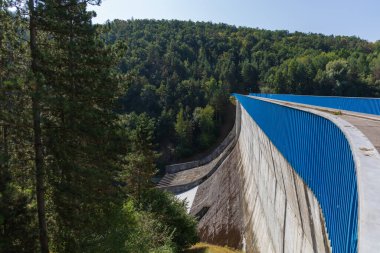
[1,1,380,253]
[104,19,380,163]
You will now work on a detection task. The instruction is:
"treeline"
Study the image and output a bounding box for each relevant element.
[102,19,380,162]
[0,1,196,253]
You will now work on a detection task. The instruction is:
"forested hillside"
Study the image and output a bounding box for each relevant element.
[102,19,380,162]
[101,19,379,253]
[107,19,380,96]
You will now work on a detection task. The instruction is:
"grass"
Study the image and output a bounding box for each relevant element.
[332,110,343,115]
[184,242,242,253]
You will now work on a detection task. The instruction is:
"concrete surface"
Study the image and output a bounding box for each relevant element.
[238,107,330,253]
[340,115,380,153]
[190,146,244,249]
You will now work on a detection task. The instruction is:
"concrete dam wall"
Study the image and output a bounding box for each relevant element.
[158,95,380,253]
[237,105,330,253]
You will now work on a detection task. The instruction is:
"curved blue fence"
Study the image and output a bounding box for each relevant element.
[250,93,380,116]
[235,94,358,253]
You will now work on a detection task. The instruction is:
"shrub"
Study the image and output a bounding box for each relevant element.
[140,189,199,252]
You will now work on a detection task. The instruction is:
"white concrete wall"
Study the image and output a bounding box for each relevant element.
[238,106,330,253]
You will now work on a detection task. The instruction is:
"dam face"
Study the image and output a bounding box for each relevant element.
[238,106,330,253]
[159,95,380,253]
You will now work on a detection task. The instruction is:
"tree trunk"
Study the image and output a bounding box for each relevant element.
[29,1,49,252]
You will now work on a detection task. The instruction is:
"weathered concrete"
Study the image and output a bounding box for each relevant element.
[157,140,235,193]
[237,106,330,253]
[190,145,244,249]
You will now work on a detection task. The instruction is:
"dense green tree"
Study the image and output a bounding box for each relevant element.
[174,107,193,156]
[0,1,38,252]
[193,105,216,148]
[371,54,380,83]
[241,59,259,92]
[140,189,198,252]
[29,1,127,251]
[120,113,158,202]
[324,59,350,95]
[28,0,49,250]
[203,77,229,122]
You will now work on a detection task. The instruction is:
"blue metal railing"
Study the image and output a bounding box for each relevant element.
[250,93,380,116]
[235,94,358,253]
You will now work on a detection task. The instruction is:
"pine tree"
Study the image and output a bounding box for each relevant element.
[27,0,50,251]
[175,107,193,156]
[32,0,124,251]
[1,1,38,251]
[120,113,158,203]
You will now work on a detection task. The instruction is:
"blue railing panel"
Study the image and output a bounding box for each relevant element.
[250,93,380,116]
[235,94,358,253]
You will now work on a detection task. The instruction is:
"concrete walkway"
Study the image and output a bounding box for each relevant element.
[340,115,380,153]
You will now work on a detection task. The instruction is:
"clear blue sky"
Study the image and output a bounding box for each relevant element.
[89,0,380,42]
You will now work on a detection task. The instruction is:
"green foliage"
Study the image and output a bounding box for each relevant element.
[27,1,127,251]
[2,4,200,253]
[88,200,176,253]
[140,189,199,252]
[119,113,159,200]
[0,1,38,252]
[88,189,197,253]
[241,59,259,92]
[0,183,37,253]
[175,107,193,156]
[371,54,380,83]
[203,78,230,121]
[106,19,380,162]
[193,105,216,148]
[124,207,175,253]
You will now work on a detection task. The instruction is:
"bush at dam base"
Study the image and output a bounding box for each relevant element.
[185,243,243,253]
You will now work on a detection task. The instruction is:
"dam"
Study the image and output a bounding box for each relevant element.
[157,94,380,253]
